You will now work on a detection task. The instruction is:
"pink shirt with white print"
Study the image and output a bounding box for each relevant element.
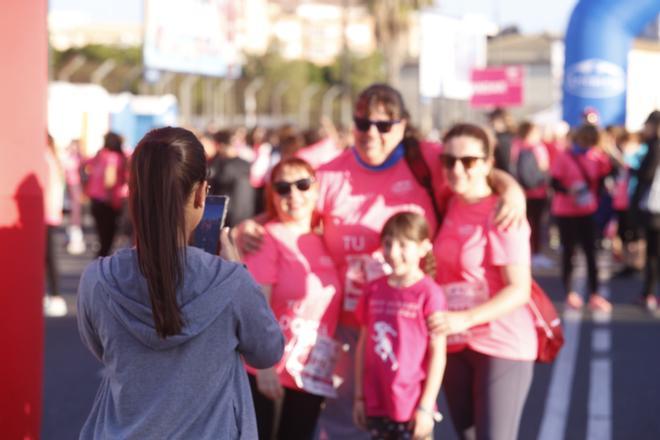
[433,195,537,361]
[355,276,447,422]
[316,143,445,327]
[243,221,342,394]
[550,148,611,217]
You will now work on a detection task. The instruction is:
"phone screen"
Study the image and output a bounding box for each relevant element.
[192,195,230,255]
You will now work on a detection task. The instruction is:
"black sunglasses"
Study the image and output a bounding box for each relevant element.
[439,154,485,170]
[353,116,401,134]
[272,177,315,196]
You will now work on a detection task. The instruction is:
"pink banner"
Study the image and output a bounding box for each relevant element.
[470,65,524,107]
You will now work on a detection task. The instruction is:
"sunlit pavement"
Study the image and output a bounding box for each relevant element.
[42,226,660,439]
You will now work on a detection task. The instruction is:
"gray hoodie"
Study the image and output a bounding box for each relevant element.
[77,246,284,439]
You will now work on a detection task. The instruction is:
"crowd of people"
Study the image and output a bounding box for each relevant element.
[42,81,659,439]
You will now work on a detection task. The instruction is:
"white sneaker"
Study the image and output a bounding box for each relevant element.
[67,226,86,255]
[44,296,68,317]
[532,254,555,269]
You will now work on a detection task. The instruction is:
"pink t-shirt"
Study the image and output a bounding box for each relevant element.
[355,276,447,422]
[295,137,344,169]
[550,148,611,217]
[316,144,445,327]
[243,222,342,395]
[84,149,127,209]
[510,139,549,199]
[433,195,537,361]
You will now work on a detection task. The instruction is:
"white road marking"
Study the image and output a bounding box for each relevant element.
[537,310,583,440]
[586,359,612,440]
[587,286,612,440]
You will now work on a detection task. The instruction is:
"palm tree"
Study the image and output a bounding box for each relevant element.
[367,0,432,87]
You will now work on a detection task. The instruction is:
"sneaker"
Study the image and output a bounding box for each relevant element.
[566,291,584,310]
[66,226,86,255]
[532,254,555,269]
[588,295,612,313]
[44,296,68,317]
[644,296,658,312]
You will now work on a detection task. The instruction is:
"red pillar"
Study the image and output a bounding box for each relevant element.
[0,1,47,437]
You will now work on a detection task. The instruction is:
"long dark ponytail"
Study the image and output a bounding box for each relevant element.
[129,127,206,338]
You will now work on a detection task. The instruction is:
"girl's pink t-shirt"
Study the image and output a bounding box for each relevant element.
[550,148,611,217]
[243,222,342,393]
[355,276,447,422]
[85,149,127,209]
[510,139,550,199]
[433,196,537,361]
[316,144,445,327]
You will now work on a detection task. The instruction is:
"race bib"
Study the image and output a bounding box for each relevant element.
[285,334,341,398]
[442,281,490,345]
[343,254,389,312]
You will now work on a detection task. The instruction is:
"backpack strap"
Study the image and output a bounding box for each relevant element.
[402,136,443,224]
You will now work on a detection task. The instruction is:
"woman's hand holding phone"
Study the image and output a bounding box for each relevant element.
[219,227,242,262]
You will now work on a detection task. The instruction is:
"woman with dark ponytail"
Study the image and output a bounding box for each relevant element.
[77,127,284,439]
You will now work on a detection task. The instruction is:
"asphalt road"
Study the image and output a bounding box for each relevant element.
[42,227,660,439]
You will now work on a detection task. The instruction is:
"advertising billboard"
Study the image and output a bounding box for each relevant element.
[419,12,487,100]
[143,0,242,77]
[470,65,524,107]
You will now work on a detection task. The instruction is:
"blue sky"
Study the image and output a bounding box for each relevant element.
[49,0,579,34]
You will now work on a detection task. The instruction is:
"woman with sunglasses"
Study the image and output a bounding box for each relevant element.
[242,157,342,440]
[427,123,535,440]
[76,127,284,439]
[237,84,526,439]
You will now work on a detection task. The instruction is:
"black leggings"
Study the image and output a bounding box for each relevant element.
[643,226,660,298]
[557,215,599,295]
[45,225,59,296]
[527,198,547,254]
[248,374,324,440]
[90,199,121,257]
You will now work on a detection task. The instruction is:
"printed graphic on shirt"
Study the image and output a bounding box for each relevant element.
[442,280,491,345]
[372,321,399,371]
[285,334,341,398]
[344,254,389,311]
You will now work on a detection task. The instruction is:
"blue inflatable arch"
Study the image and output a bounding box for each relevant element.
[563,0,660,126]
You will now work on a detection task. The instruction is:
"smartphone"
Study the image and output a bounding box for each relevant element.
[192,195,230,255]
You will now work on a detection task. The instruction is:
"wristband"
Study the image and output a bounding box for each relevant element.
[416,406,443,423]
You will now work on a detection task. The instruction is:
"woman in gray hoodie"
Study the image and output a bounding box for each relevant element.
[77,126,284,439]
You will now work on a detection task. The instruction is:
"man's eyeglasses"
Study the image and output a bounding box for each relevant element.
[353,116,401,134]
[272,177,315,196]
[439,154,485,170]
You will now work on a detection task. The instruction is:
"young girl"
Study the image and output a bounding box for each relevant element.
[353,212,447,440]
